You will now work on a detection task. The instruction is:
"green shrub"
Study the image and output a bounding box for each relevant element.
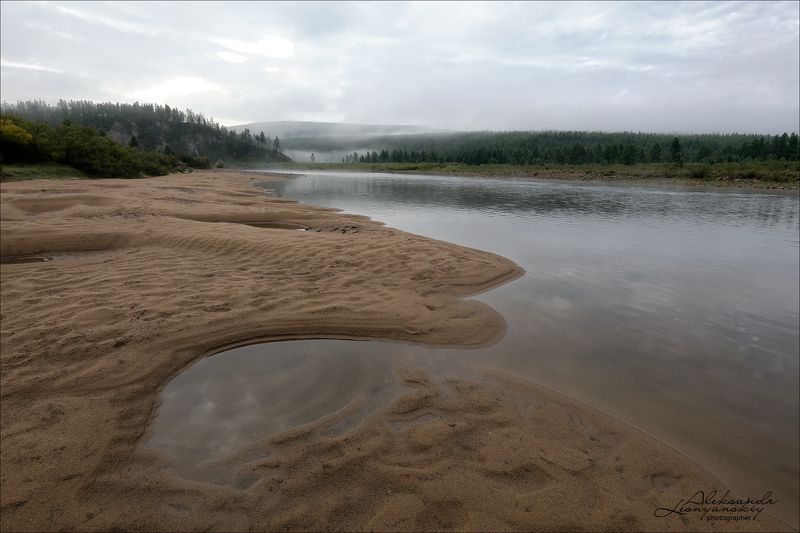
[0,117,37,162]
[180,154,212,169]
[0,114,184,178]
[687,164,710,180]
[736,169,761,180]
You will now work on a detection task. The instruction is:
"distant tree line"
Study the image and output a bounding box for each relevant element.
[1,100,290,164]
[282,130,800,166]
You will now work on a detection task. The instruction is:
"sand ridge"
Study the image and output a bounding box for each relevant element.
[0,171,788,531]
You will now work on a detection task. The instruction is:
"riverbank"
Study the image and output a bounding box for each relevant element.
[268,161,800,189]
[0,171,788,531]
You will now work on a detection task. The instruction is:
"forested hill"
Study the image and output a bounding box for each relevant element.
[284,130,800,166]
[1,100,291,164]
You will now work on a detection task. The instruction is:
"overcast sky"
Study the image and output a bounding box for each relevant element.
[1,1,798,133]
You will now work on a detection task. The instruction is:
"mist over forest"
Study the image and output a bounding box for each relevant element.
[234,121,800,166]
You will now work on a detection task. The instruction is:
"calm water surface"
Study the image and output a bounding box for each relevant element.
[148,171,799,524]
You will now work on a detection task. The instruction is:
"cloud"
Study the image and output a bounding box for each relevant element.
[129,77,226,103]
[1,58,63,73]
[215,51,247,63]
[54,4,156,35]
[215,35,295,59]
[23,21,86,41]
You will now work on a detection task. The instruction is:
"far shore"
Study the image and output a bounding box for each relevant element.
[261,161,800,190]
[0,170,791,532]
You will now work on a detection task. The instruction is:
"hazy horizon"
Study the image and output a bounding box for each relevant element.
[230,119,799,136]
[2,1,799,134]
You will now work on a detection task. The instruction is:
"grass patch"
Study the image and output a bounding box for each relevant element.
[0,162,89,182]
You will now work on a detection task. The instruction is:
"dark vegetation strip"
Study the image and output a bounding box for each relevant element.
[274,161,800,186]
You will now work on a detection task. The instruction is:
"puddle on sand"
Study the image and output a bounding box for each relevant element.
[387,412,441,431]
[1,255,52,264]
[224,221,308,230]
[145,339,484,487]
[241,221,308,230]
[0,251,110,265]
[145,340,467,487]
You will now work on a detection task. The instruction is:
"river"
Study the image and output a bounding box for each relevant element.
[148,171,799,525]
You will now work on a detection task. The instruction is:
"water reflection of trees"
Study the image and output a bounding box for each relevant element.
[261,175,800,229]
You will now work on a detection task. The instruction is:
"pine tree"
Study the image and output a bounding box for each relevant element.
[669,137,684,166]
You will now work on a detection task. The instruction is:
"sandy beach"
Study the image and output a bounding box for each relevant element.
[0,171,789,531]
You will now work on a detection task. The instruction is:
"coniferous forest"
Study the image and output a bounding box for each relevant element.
[284,130,799,166]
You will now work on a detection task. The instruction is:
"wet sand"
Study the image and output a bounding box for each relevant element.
[0,171,789,531]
